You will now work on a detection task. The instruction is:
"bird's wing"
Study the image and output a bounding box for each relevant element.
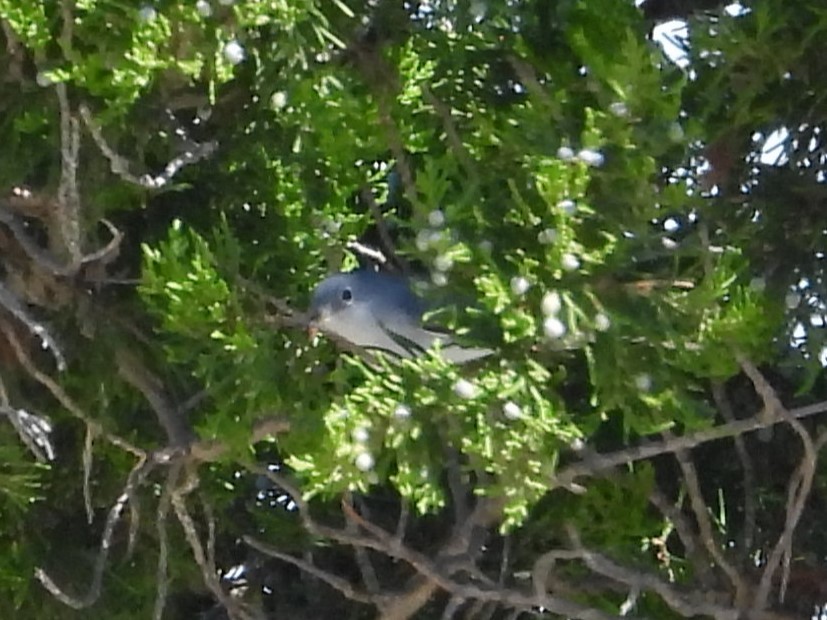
[377,316,493,364]
[438,342,494,363]
[324,303,414,358]
[375,316,439,358]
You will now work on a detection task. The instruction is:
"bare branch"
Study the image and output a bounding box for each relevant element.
[347,238,389,266]
[552,398,827,490]
[36,455,153,608]
[245,536,379,606]
[56,81,82,267]
[395,497,409,542]
[153,463,182,620]
[498,535,511,587]
[79,104,217,190]
[712,382,756,553]
[172,468,259,620]
[441,595,464,619]
[236,276,310,330]
[665,430,747,602]
[444,444,470,525]
[738,357,819,613]
[190,416,290,462]
[648,487,712,584]
[116,348,194,447]
[2,405,55,462]
[507,55,558,114]
[79,219,124,268]
[0,204,124,278]
[0,281,66,371]
[565,525,739,620]
[375,98,422,211]
[0,318,143,456]
[344,493,382,594]
[358,186,402,270]
[83,426,95,524]
[248,521,623,620]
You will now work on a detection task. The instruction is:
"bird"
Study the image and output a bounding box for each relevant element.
[307,269,492,363]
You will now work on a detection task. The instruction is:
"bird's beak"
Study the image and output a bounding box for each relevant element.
[307,309,322,338]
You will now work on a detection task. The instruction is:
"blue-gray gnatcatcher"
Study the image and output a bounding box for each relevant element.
[308,270,492,363]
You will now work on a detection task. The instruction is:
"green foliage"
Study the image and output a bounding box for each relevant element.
[1,0,823,616]
[0,440,44,511]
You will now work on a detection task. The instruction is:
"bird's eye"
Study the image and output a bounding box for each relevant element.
[341,287,353,302]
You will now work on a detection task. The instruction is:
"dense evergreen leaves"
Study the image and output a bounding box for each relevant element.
[0,0,826,618]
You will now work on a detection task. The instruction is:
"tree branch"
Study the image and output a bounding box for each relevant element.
[552,398,827,489]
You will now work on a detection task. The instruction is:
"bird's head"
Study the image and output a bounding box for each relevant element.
[307,272,361,338]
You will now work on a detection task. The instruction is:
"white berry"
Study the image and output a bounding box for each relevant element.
[609,102,629,117]
[223,40,245,65]
[577,149,605,167]
[434,254,454,272]
[543,317,566,339]
[663,217,680,232]
[351,427,369,443]
[453,379,478,399]
[510,276,530,296]
[557,146,575,161]
[635,374,652,392]
[271,91,287,109]
[541,291,562,316]
[561,253,580,271]
[538,228,558,245]
[557,199,576,215]
[355,452,375,471]
[138,5,157,22]
[196,0,212,16]
[428,209,446,227]
[503,401,523,420]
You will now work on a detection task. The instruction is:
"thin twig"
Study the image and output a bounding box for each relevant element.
[738,357,818,613]
[441,595,464,619]
[79,105,217,190]
[2,405,55,462]
[35,456,152,607]
[344,493,382,594]
[83,426,95,524]
[236,276,309,330]
[0,318,143,456]
[116,348,194,447]
[552,399,827,490]
[565,525,739,620]
[665,430,746,602]
[0,206,123,277]
[55,80,82,267]
[190,416,290,462]
[153,463,182,620]
[245,536,378,606]
[0,281,66,371]
[375,98,422,212]
[395,498,409,542]
[347,239,388,266]
[648,487,711,584]
[712,382,756,554]
[358,186,401,269]
[172,468,256,620]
